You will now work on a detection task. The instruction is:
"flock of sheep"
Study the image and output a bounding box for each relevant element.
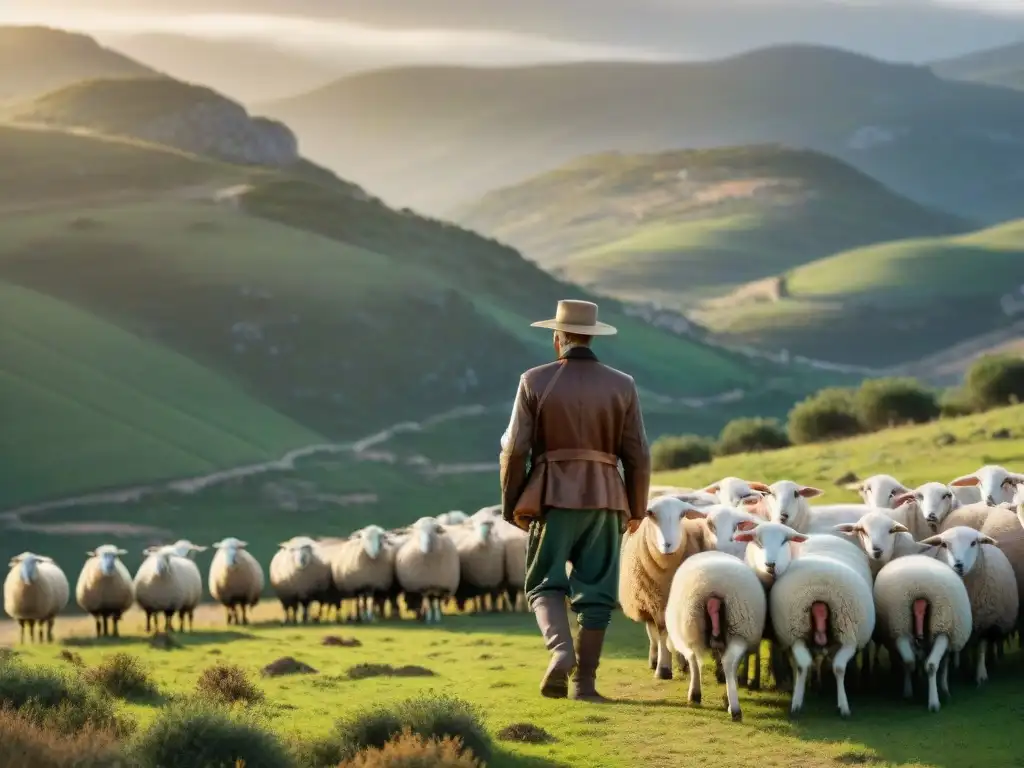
[2,506,528,641]
[621,464,1024,720]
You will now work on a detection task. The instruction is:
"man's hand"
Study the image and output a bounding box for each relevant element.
[626,517,643,535]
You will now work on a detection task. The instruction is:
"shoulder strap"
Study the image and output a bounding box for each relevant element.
[535,360,567,419]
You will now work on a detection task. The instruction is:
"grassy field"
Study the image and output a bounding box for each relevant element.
[697,217,1024,366]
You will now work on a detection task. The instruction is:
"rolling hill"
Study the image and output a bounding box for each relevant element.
[932,41,1024,92]
[0,26,156,102]
[695,218,1024,366]
[456,146,968,304]
[259,44,1024,222]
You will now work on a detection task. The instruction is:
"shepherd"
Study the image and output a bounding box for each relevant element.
[500,299,651,701]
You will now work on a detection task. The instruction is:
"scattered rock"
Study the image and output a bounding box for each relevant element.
[58,649,83,666]
[992,428,1012,440]
[346,663,435,680]
[149,633,181,651]
[498,723,556,744]
[834,471,858,486]
[322,636,362,648]
[934,432,957,447]
[261,657,317,677]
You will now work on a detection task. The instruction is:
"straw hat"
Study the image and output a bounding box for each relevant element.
[530,300,617,336]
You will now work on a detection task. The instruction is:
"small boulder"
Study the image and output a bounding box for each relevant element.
[261,656,317,677]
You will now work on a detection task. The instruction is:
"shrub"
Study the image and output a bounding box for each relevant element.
[787,387,863,445]
[854,377,940,431]
[196,663,265,705]
[338,729,481,768]
[130,699,293,768]
[0,707,123,768]
[651,435,713,471]
[329,695,490,765]
[939,387,976,418]
[716,417,790,455]
[84,653,160,701]
[0,655,130,737]
[964,354,1024,411]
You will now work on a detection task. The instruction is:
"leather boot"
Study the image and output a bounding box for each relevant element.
[532,595,577,698]
[571,627,608,702]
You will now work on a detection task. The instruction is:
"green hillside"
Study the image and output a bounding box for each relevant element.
[932,41,1024,91]
[697,218,1024,366]
[0,26,156,102]
[457,146,968,303]
[260,45,1024,222]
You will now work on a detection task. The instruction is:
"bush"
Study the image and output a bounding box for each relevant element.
[787,387,863,445]
[84,653,160,701]
[329,695,491,765]
[0,707,123,768]
[651,435,713,471]
[196,663,265,705]
[130,699,293,768]
[716,417,790,455]
[338,729,481,768]
[0,655,130,737]
[964,354,1024,411]
[854,377,940,431]
[940,386,977,418]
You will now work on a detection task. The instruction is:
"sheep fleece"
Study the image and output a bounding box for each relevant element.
[331,540,395,593]
[619,517,703,627]
[269,550,331,601]
[453,531,505,589]
[133,557,194,613]
[873,555,972,651]
[75,558,133,614]
[963,545,1019,635]
[209,548,264,606]
[395,535,460,594]
[4,562,68,621]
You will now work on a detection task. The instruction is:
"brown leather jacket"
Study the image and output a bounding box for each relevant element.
[499,346,651,530]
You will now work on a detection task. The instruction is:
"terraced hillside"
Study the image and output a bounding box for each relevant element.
[457,146,967,304]
[696,218,1024,366]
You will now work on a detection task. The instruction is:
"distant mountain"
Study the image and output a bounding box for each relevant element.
[932,41,1024,92]
[260,44,1024,223]
[457,145,969,305]
[102,33,343,104]
[0,26,156,102]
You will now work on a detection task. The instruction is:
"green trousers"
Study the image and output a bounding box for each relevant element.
[524,508,622,630]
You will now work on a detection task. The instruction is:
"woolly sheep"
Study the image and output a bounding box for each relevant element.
[973,506,1024,630]
[331,525,395,622]
[450,514,506,612]
[768,542,876,717]
[665,550,767,720]
[496,519,528,611]
[698,505,763,559]
[733,521,807,588]
[950,465,1023,506]
[891,483,963,537]
[848,474,909,508]
[169,540,208,560]
[436,510,469,526]
[208,538,264,626]
[763,480,870,534]
[833,512,926,578]
[4,552,70,643]
[700,477,771,509]
[75,544,133,637]
[270,536,332,624]
[873,555,972,711]
[938,502,999,533]
[133,546,195,633]
[619,496,708,679]
[921,526,1019,685]
[395,516,460,623]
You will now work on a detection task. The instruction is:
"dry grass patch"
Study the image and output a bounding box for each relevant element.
[196,663,265,705]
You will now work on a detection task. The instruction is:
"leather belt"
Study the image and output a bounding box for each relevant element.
[534,448,619,467]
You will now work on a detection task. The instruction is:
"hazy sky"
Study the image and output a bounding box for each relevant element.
[6,0,1024,65]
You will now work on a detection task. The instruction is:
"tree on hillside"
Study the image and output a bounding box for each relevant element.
[854,377,939,431]
[651,435,714,471]
[965,354,1024,411]
[787,387,863,445]
[717,417,790,455]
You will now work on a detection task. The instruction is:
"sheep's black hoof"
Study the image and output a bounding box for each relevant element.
[655,667,672,680]
[747,679,761,692]
[688,692,701,705]
[731,708,743,722]
[649,659,657,671]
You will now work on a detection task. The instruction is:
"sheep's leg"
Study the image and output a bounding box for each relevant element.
[748,645,762,691]
[94,616,103,638]
[832,643,857,718]
[925,634,949,712]
[241,605,250,625]
[144,612,151,634]
[737,653,749,688]
[684,647,702,705]
[103,615,110,637]
[790,641,812,716]
[976,639,989,686]
[722,638,747,722]
[113,615,122,637]
[18,620,25,644]
[655,627,673,680]
[164,610,175,632]
[938,651,950,698]
[433,597,444,622]
[301,602,310,624]
[860,642,874,688]
[895,636,915,699]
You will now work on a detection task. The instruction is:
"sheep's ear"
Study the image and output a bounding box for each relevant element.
[834,524,858,534]
[843,481,864,492]
[892,492,916,508]
[142,547,157,555]
[949,474,980,487]
[732,531,755,543]
[798,486,823,498]
[85,550,96,557]
[191,545,208,552]
[278,541,289,548]
[682,507,707,520]
[747,481,771,493]
[37,556,53,563]
[889,523,910,534]
[236,541,248,548]
[700,483,720,494]
[735,519,759,532]
[740,495,762,508]
[919,535,943,547]
[978,534,998,546]
[789,534,809,543]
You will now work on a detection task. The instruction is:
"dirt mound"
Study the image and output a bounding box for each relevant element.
[322,636,362,647]
[57,650,83,666]
[261,656,317,677]
[346,663,435,680]
[149,633,181,651]
[497,723,556,744]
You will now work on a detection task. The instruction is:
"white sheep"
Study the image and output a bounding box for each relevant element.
[768,540,876,717]
[848,474,909,508]
[208,538,264,625]
[451,513,506,612]
[698,505,763,559]
[920,526,1019,685]
[763,480,871,534]
[170,539,208,560]
[270,536,332,624]
[133,546,194,633]
[700,477,771,509]
[618,496,708,679]
[891,483,965,537]
[436,510,469,526]
[873,555,972,711]
[665,550,767,720]
[494,518,528,611]
[950,465,1022,506]
[395,516,460,623]
[4,552,69,643]
[330,525,395,622]
[833,512,926,578]
[75,545,134,637]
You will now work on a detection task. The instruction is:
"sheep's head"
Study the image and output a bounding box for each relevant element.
[853,474,908,508]
[701,505,762,558]
[143,546,174,576]
[88,544,128,576]
[473,516,495,544]
[412,516,444,554]
[921,526,996,577]
[278,537,317,569]
[644,497,707,555]
[834,512,909,562]
[763,480,823,526]
[213,538,248,567]
[170,539,208,560]
[732,521,806,581]
[9,552,51,584]
[359,525,387,559]
[700,477,770,508]
[950,465,1024,506]
[436,511,467,526]
[893,482,956,532]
